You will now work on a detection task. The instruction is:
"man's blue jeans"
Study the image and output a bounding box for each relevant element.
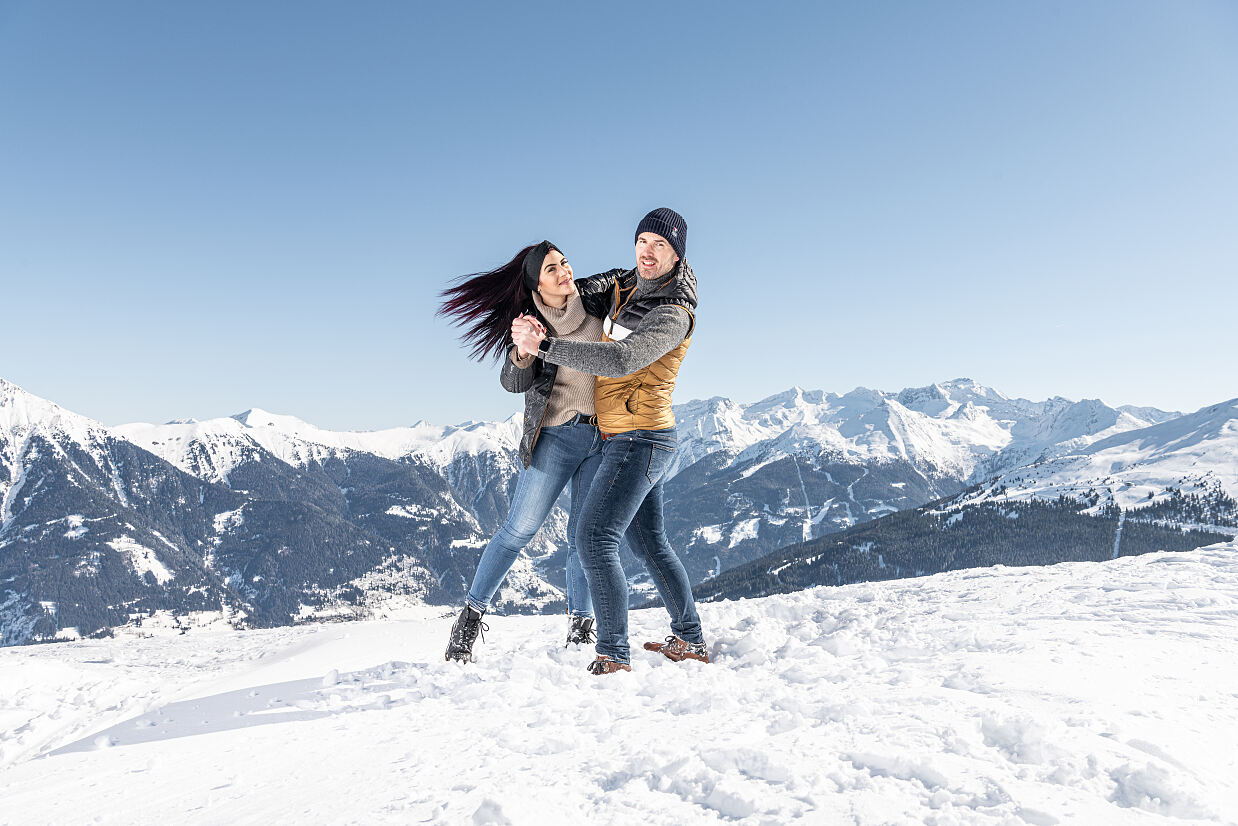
[466,419,602,616]
[575,427,703,664]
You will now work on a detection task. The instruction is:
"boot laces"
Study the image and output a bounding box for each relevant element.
[587,656,619,675]
[452,608,488,647]
[664,635,706,656]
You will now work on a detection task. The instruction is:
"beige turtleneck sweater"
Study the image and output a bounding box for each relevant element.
[510,291,603,426]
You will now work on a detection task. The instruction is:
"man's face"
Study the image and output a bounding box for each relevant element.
[635,232,680,280]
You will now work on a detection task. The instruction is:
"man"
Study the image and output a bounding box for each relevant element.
[512,207,708,675]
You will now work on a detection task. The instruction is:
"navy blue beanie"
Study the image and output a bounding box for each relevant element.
[635,207,687,260]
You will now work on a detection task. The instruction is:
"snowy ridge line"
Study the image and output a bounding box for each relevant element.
[97,377,1190,486]
[111,407,524,478]
[670,380,1183,486]
[0,376,1208,490]
[1,546,1236,823]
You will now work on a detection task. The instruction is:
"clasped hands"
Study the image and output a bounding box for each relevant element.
[511,314,547,358]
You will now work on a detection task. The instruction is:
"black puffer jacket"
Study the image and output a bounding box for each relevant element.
[500,271,619,468]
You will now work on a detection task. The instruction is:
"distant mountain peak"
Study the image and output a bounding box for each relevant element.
[941,377,1005,398]
[0,377,108,447]
[231,408,281,427]
[1,377,46,409]
[896,383,954,416]
[755,386,807,407]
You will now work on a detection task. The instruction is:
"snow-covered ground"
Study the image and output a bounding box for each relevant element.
[3,546,1237,825]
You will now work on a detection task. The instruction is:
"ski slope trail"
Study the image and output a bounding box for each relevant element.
[1112,508,1128,560]
[3,546,1237,825]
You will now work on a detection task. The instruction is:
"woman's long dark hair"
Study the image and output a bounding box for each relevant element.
[438,243,554,363]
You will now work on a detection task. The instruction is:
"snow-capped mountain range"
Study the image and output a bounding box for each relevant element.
[3,374,1234,645]
[111,410,523,486]
[1,377,494,646]
[657,381,1191,584]
[957,397,1238,515]
[106,378,1193,591]
[696,396,1238,604]
[672,380,1180,483]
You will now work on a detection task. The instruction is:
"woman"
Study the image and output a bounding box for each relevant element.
[438,240,612,663]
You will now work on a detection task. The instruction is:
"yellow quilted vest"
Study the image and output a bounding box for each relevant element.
[594,280,694,434]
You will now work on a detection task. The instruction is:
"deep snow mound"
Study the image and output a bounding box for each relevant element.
[2,545,1236,824]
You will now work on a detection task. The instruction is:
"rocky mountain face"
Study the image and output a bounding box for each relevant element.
[693,398,1238,603]
[692,493,1233,605]
[113,411,564,613]
[3,375,1210,645]
[1,380,488,645]
[2,378,238,644]
[659,380,1179,587]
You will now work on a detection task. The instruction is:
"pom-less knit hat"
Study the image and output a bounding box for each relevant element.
[635,207,687,260]
[521,240,558,291]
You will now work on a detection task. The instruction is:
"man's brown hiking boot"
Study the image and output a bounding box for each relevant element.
[644,635,710,663]
[586,655,632,675]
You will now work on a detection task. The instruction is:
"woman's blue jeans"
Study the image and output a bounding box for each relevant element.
[575,427,703,664]
[466,419,602,617]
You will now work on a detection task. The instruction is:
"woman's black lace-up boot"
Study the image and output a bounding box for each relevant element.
[444,605,488,663]
[565,615,596,647]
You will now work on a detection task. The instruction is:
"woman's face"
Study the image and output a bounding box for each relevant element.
[537,249,575,299]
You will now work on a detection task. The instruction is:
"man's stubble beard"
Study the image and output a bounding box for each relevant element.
[639,260,678,280]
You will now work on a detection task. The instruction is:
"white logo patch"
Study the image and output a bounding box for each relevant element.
[603,316,633,341]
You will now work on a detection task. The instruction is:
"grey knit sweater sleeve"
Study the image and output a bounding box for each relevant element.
[539,305,690,379]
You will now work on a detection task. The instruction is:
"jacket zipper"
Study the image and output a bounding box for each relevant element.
[524,304,554,463]
[527,368,553,461]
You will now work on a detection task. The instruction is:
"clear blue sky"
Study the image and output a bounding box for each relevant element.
[2,1,1235,429]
